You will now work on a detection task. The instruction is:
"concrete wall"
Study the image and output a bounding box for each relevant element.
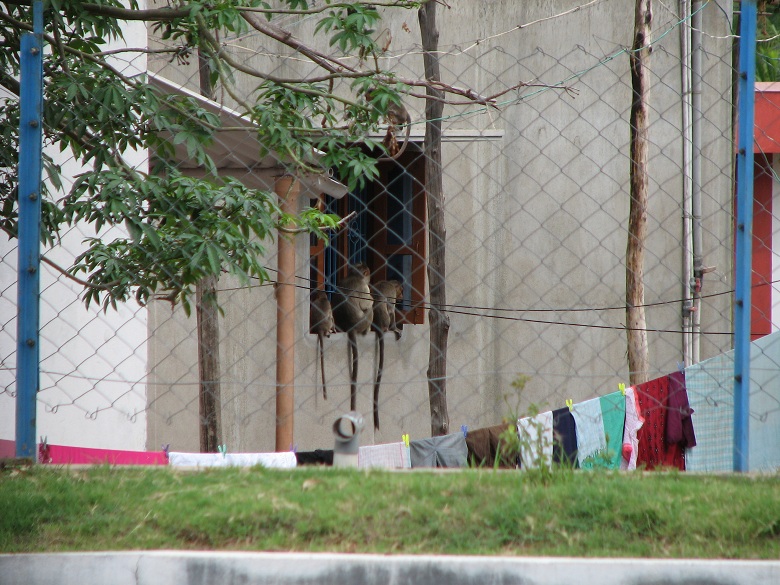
[143,2,736,453]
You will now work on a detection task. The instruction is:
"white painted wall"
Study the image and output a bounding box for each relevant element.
[0,2,150,452]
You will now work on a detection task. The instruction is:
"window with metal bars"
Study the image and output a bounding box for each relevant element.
[309,150,426,325]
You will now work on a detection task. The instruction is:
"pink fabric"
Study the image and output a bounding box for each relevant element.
[40,444,168,465]
[620,386,644,471]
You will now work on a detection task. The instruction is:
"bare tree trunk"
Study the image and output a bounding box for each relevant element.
[197,47,222,452]
[197,275,222,452]
[419,2,450,436]
[626,0,652,385]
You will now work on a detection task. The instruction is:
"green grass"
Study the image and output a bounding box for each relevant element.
[1,465,779,557]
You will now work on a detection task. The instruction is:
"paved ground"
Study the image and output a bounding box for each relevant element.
[2,551,780,585]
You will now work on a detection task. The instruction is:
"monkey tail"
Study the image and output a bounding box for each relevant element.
[373,331,384,431]
[348,332,358,411]
[318,334,327,400]
[377,123,411,162]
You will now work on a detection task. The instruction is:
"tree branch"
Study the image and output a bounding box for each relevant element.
[40,255,122,291]
[240,11,359,75]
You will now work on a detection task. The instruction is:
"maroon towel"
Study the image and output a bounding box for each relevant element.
[666,370,697,449]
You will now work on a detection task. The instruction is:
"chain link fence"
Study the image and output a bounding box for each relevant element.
[2,0,778,471]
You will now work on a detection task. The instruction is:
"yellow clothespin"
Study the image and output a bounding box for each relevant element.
[402,434,410,447]
[618,383,626,396]
[565,399,573,412]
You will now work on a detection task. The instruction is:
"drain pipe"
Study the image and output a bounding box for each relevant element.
[332,411,364,467]
[273,172,348,452]
[681,0,695,367]
[691,0,704,364]
[275,175,300,452]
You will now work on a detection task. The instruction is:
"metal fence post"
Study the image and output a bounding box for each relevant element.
[733,0,757,473]
[15,1,44,459]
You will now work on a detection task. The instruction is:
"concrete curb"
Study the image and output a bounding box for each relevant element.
[2,551,780,585]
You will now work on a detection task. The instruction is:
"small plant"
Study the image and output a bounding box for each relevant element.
[495,374,531,468]
[496,375,554,481]
[496,374,578,480]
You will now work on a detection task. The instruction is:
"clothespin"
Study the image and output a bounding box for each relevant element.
[38,436,50,464]
[677,361,685,373]
[161,443,170,460]
[402,434,410,447]
[218,444,227,459]
[461,425,468,438]
[618,383,626,396]
[565,399,573,412]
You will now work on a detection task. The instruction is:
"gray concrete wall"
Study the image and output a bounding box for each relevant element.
[2,552,779,585]
[144,1,736,453]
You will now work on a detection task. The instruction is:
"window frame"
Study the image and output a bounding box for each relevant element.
[309,149,427,325]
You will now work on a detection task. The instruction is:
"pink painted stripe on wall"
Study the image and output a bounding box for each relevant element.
[0,439,16,458]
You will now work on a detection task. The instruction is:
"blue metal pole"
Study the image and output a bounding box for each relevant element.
[734,0,757,473]
[15,1,44,459]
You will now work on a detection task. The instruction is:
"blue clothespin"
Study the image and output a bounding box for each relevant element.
[461,425,468,438]
[677,361,685,372]
[161,443,170,460]
[218,444,227,459]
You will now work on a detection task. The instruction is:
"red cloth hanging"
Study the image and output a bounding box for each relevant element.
[635,375,685,471]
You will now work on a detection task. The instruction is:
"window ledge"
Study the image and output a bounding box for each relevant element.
[366,129,504,143]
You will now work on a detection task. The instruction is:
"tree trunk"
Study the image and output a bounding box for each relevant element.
[197,47,222,452]
[197,275,222,452]
[419,2,450,436]
[626,0,652,385]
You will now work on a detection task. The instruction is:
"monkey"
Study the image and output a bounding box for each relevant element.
[378,100,412,161]
[310,290,335,400]
[372,279,403,341]
[370,279,403,430]
[331,263,373,411]
[366,89,412,162]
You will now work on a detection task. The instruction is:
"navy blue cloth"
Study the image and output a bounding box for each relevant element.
[552,407,578,467]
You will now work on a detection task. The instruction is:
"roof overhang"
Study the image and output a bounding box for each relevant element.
[146,72,348,198]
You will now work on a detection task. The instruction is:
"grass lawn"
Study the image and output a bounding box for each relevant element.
[1,465,779,558]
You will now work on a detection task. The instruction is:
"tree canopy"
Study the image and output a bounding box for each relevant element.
[0,0,466,313]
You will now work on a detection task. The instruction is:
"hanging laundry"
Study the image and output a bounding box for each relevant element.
[666,370,697,449]
[517,411,554,470]
[599,391,626,469]
[295,449,334,466]
[621,386,645,470]
[635,375,685,471]
[167,451,297,469]
[465,424,517,468]
[410,432,468,468]
[571,398,607,469]
[39,443,168,465]
[357,442,411,469]
[551,407,578,467]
